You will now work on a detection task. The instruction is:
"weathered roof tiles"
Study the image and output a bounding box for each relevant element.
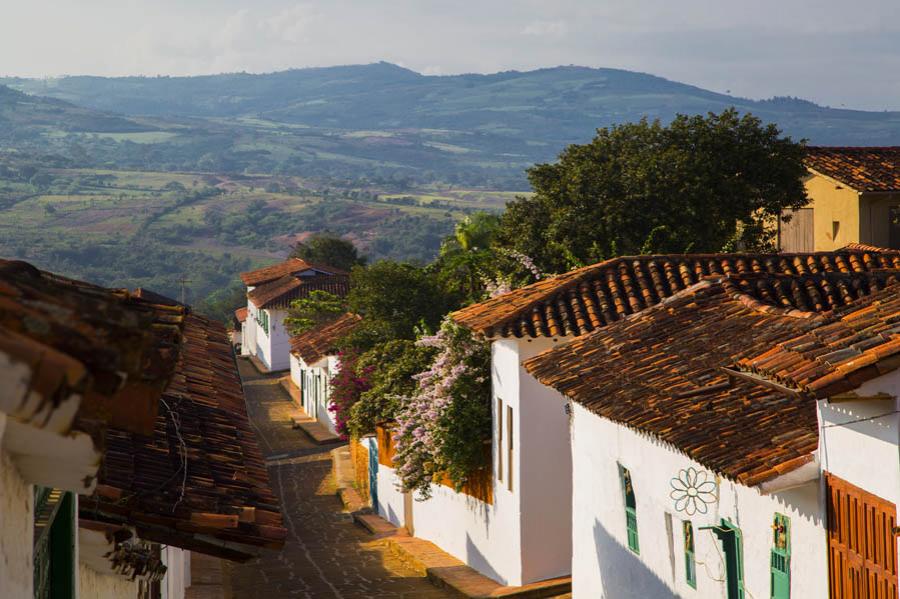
[805,146,900,192]
[452,249,900,339]
[523,271,900,487]
[290,313,362,365]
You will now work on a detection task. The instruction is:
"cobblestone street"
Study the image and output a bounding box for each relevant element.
[228,361,454,599]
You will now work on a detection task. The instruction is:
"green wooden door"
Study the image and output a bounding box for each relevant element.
[770,513,791,599]
[702,519,745,599]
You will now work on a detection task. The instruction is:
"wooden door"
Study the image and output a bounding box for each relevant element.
[403,491,415,535]
[779,208,814,253]
[826,473,898,599]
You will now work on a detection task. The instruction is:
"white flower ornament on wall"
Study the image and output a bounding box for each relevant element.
[670,467,718,515]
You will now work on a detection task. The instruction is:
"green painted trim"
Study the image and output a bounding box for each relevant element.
[48,492,75,599]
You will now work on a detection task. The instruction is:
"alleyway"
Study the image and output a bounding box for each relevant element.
[228,361,454,599]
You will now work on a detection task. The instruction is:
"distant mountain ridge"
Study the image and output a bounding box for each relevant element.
[3,63,900,187]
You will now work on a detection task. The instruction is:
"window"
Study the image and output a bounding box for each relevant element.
[496,398,503,483]
[618,464,639,553]
[770,514,790,599]
[506,405,513,492]
[684,520,697,589]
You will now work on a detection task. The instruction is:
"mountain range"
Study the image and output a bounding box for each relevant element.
[4,62,900,187]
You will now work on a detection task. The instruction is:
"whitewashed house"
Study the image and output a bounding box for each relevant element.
[233,307,247,353]
[371,247,900,591]
[524,270,900,599]
[240,258,350,372]
[0,260,286,598]
[288,313,362,435]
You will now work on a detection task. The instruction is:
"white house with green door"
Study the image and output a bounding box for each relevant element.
[524,271,900,599]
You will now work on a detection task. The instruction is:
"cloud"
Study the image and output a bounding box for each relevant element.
[521,20,568,37]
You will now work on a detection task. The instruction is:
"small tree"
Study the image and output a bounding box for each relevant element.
[290,233,366,271]
[284,290,346,336]
[495,109,809,273]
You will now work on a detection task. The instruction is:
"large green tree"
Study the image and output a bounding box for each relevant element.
[290,233,366,271]
[343,261,450,349]
[495,109,809,273]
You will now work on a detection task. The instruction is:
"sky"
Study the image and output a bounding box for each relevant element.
[2,0,899,110]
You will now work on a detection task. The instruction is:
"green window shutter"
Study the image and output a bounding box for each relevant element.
[618,464,639,554]
[770,513,791,599]
[33,488,76,599]
[683,520,697,589]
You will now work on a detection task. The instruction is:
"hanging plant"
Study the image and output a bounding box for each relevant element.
[393,317,491,498]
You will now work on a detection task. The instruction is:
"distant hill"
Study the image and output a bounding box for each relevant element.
[5,63,900,187]
[0,84,149,134]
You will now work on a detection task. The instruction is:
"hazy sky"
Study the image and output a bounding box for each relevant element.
[2,0,899,110]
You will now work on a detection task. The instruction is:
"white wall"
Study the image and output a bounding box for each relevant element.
[517,338,573,583]
[290,354,339,434]
[373,336,573,586]
[78,563,139,599]
[266,309,292,371]
[162,547,190,599]
[0,413,33,599]
[819,370,900,509]
[570,402,827,599]
[818,369,900,571]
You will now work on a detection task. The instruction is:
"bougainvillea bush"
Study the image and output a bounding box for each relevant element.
[347,339,438,439]
[327,352,372,439]
[393,318,492,498]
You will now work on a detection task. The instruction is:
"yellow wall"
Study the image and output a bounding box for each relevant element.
[803,173,861,251]
[860,193,900,248]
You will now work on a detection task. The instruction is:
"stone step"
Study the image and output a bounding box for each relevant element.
[354,512,571,599]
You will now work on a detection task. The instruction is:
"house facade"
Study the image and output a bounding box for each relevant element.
[240,258,350,372]
[0,260,286,599]
[524,270,900,598]
[780,146,900,252]
[372,247,900,590]
[288,313,362,435]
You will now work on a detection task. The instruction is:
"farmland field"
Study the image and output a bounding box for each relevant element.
[0,164,517,319]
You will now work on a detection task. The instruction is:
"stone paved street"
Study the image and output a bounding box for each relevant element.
[228,360,454,599]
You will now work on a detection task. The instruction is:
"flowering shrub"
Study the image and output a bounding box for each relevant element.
[327,352,372,439]
[347,340,438,439]
[393,318,491,498]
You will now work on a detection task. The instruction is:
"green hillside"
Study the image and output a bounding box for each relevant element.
[5,64,900,188]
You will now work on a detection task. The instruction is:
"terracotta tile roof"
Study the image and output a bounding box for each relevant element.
[290,313,362,364]
[452,249,900,339]
[805,146,900,192]
[83,313,287,561]
[0,260,185,437]
[235,307,248,323]
[0,259,286,560]
[248,274,350,310]
[523,271,900,487]
[240,258,348,286]
[735,282,900,398]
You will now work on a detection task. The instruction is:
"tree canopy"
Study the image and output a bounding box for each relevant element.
[290,233,366,271]
[495,109,809,273]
